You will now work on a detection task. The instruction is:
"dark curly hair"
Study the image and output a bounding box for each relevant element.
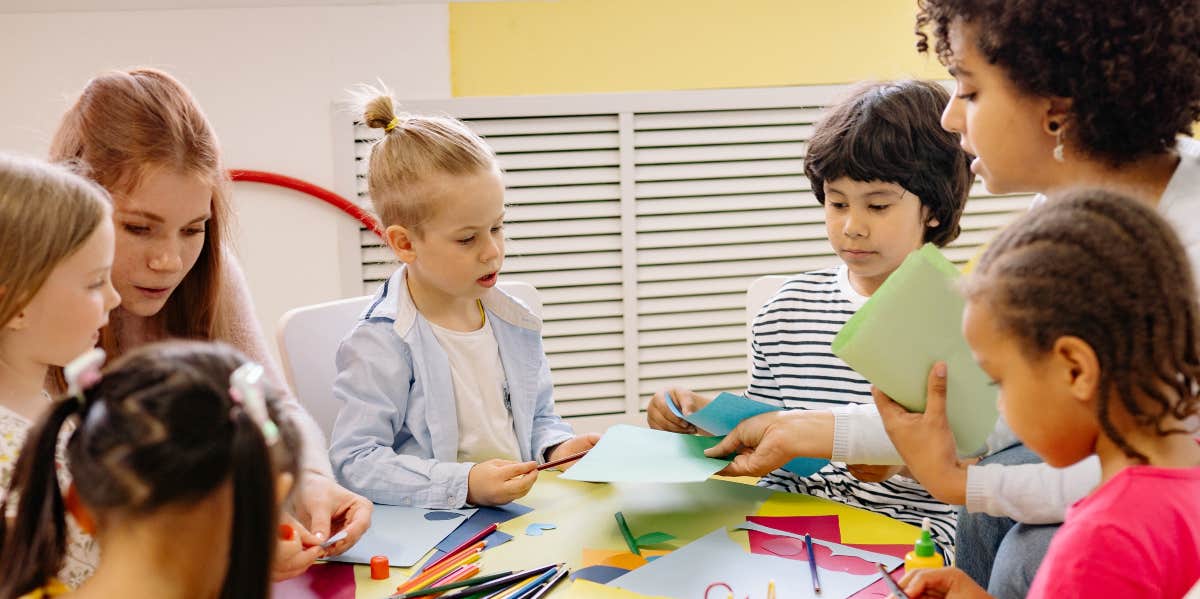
[915,0,1200,167]
[964,190,1200,463]
[805,80,972,247]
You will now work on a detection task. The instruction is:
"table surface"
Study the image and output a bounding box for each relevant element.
[335,472,921,599]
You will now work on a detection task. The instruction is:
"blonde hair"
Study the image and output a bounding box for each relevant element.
[357,85,497,231]
[48,68,231,356]
[0,154,110,329]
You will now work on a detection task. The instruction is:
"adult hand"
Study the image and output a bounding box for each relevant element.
[466,459,538,505]
[646,387,711,433]
[546,433,601,471]
[702,410,834,476]
[873,362,977,505]
[293,473,373,557]
[897,566,993,599]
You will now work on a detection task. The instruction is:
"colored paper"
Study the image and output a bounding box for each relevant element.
[272,562,356,599]
[831,244,999,455]
[324,505,475,567]
[421,502,533,568]
[525,523,557,536]
[560,425,731,483]
[681,393,830,476]
[609,528,897,599]
[566,580,670,599]
[581,549,672,570]
[755,493,920,545]
[733,521,902,571]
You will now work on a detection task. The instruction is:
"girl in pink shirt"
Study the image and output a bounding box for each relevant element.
[894,190,1200,599]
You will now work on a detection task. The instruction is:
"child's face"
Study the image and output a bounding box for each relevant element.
[822,178,930,295]
[111,168,211,318]
[963,298,1098,468]
[11,219,120,366]
[939,21,1060,195]
[405,169,506,301]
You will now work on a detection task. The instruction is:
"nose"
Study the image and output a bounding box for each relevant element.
[941,93,963,135]
[480,231,503,264]
[104,279,121,312]
[843,208,868,239]
[148,242,183,273]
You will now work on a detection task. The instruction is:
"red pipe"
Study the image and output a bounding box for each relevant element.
[229,169,384,238]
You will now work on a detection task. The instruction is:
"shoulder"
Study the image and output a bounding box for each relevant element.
[754,267,853,322]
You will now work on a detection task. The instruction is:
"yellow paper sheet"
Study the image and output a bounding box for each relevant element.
[566,579,671,599]
[756,493,919,545]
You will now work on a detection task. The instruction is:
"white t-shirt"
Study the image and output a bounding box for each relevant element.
[428,316,522,463]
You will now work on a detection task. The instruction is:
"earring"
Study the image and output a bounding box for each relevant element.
[1049,121,1065,163]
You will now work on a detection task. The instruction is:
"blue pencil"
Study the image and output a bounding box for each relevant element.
[804,533,821,594]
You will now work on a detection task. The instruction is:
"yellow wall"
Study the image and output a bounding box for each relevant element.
[449,0,948,97]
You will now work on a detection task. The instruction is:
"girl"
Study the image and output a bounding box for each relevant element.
[895,191,1200,598]
[0,153,120,588]
[650,80,972,550]
[47,68,370,576]
[0,341,302,599]
[328,88,599,509]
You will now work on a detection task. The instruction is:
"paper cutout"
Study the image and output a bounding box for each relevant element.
[525,523,557,536]
[424,510,468,521]
[324,505,475,567]
[581,549,673,570]
[683,392,830,476]
[733,521,902,569]
[566,580,671,599]
[634,532,675,546]
[570,565,629,584]
[560,425,730,483]
[421,502,533,569]
[609,528,897,599]
[830,244,999,455]
[756,491,921,545]
[271,562,356,599]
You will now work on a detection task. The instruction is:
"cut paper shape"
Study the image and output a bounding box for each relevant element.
[610,528,899,599]
[525,523,557,536]
[634,532,675,547]
[682,392,830,476]
[582,548,672,570]
[566,579,671,599]
[324,505,475,567]
[571,565,630,584]
[420,502,533,569]
[732,522,903,571]
[424,510,468,521]
[272,562,355,599]
[831,243,999,455]
[560,425,730,483]
[756,487,922,545]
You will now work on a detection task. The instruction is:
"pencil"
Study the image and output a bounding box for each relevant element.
[421,523,499,574]
[429,564,561,599]
[490,568,557,599]
[524,566,569,599]
[804,533,821,594]
[876,563,910,599]
[536,449,590,471]
[401,544,485,591]
[429,565,482,594]
[391,571,515,599]
[398,550,482,594]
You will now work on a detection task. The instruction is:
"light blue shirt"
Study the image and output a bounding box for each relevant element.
[329,266,576,508]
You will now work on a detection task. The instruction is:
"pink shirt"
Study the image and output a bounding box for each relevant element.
[1028,464,1200,599]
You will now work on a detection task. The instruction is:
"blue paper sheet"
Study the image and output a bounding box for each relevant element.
[418,502,534,570]
[324,505,474,567]
[683,392,829,476]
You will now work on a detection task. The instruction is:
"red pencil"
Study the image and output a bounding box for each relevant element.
[421,523,498,574]
[536,449,590,471]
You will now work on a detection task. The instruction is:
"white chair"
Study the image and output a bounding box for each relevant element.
[277,281,543,440]
[745,275,789,375]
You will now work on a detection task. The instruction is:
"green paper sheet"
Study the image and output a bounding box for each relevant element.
[560,425,731,483]
[831,244,998,455]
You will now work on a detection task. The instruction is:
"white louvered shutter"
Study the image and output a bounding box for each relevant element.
[345,85,1033,430]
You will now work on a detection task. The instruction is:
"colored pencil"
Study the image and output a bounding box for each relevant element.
[523,566,569,599]
[434,564,561,599]
[536,449,590,471]
[421,523,499,573]
[482,574,540,599]
[488,568,556,599]
[804,533,821,594]
[876,563,910,599]
[429,565,482,594]
[391,571,515,599]
[403,540,487,590]
[398,549,482,594]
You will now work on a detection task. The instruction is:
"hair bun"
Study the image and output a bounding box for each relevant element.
[363,95,399,132]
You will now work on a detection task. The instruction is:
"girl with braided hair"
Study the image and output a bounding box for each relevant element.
[894,191,1200,597]
[0,341,302,599]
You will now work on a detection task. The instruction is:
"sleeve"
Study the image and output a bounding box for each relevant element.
[328,322,473,508]
[528,339,576,462]
[830,403,906,465]
[217,254,331,478]
[1027,521,1159,598]
[964,455,1101,523]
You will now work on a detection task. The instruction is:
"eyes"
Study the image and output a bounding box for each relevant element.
[828,202,891,212]
[458,225,504,246]
[121,222,207,237]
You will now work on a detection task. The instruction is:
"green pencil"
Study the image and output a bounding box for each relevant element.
[390,571,513,599]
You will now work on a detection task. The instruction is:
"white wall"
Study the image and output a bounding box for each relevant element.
[0,3,450,359]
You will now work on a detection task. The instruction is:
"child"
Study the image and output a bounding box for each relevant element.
[0,153,121,588]
[329,88,599,509]
[0,341,302,599]
[649,80,973,550]
[894,191,1200,598]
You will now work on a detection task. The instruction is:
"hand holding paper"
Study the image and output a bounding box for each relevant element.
[703,410,831,477]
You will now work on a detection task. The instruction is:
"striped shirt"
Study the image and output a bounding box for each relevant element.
[748,265,958,554]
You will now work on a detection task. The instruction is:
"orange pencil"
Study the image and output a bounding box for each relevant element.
[398,541,487,592]
[398,550,482,594]
[428,564,482,596]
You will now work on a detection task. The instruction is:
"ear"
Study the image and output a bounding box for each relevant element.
[920,204,939,228]
[385,225,418,264]
[1050,335,1100,404]
[275,472,294,507]
[64,482,97,535]
[1042,96,1073,136]
[4,311,28,332]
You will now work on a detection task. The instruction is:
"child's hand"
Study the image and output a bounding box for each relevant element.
[873,362,978,505]
[294,473,373,557]
[646,387,711,433]
[272,515,324,581]
[466,459,538,505]
[897,566,993,598]
[846,464,904,482]
[546,433,601,470]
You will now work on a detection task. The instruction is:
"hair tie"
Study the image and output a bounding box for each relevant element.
[64,348,106,406]
[229,362,279,445]
[384,116,402,133]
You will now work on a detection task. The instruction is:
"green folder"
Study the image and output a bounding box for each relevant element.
[831,244,997,455]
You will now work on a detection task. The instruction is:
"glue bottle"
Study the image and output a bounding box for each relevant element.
[904,517,942,571]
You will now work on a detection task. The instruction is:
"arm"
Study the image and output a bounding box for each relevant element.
[328,322,473,509]
[965,456,1099,523]
[831,403,906,465]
